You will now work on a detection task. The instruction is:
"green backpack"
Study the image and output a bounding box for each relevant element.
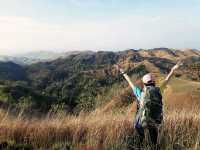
[140,86,163,128]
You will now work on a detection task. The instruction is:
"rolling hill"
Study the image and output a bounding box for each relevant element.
[0,48,199,113]
[0,51,64,65]
[0,50,93,65]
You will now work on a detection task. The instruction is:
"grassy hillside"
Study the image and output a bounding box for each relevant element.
[0,48,200,149]
[0,100,200,149]
[163,78,200,109]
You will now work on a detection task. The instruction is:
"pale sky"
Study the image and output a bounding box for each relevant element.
[0,0,200,56]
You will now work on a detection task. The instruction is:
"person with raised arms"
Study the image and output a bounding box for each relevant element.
[115,61,182,148]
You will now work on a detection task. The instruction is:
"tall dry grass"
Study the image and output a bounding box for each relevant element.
[0,105,200,150]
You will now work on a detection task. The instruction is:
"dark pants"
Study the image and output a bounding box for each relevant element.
[134,109,159,146]
[135,125,159,147]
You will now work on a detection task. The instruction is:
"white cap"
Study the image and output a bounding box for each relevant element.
[142,73,155,84]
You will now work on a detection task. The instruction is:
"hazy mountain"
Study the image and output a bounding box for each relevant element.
[0,50,88,65]
[17,50,94,60]
[0,55,41,65]
[17,51,64,60]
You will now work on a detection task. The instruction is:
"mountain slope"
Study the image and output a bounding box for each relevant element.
[0,48,199,113]
[0,62,26,81]
[0,51,63,65]
[0,50,94,65]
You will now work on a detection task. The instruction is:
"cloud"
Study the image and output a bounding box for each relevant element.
[0,15,199,55]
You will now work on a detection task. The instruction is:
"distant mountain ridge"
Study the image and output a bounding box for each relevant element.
[0,48,199,65]
[0,50,89,65]
[0,55,42,65]
[17,51,64,60]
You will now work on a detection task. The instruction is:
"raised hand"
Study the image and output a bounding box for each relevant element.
[114,64,125,74]
[171,61,183,71]
[115,64,135,89]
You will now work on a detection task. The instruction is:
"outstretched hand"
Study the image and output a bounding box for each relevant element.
[164,60,183,84]
[114,64,125,74]
[171,61,183,71]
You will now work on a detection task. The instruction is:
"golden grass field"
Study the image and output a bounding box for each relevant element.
[0,78,200,150]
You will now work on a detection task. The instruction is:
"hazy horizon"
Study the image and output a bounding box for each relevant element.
[0,0,200,55]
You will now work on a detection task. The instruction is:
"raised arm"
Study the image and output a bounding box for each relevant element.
[161,61,182,88]
[115,65,135,89]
